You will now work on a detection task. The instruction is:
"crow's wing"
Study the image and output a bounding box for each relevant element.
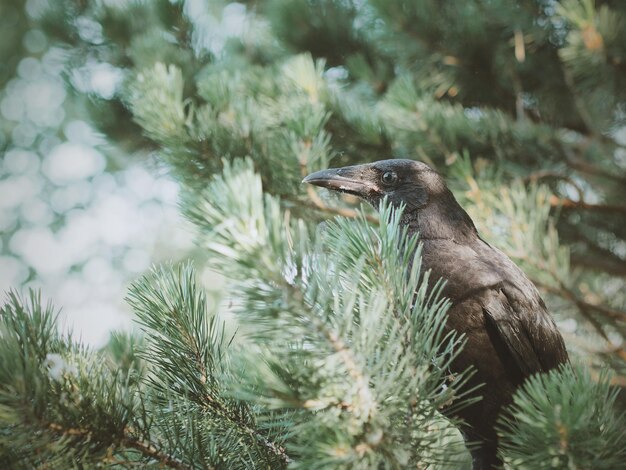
[482,283,568,377]
[420,237,568,377]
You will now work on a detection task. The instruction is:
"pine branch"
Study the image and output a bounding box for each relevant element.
[26,1,626,466]
[523,171,586,202]
[498,365,626,469]
[127,263,291,468]
[550,196,626,215]
[560,144,626,185]
[123,436,191,470]
[532,279,625,345]
[570,252,626,277]
[1,292,161,468]
[45,422,189,470]
[561,222,626,277]
[510,235,626,361]
[182,160,470,466]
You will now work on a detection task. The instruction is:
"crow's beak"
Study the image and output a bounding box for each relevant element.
[302,166,377,196]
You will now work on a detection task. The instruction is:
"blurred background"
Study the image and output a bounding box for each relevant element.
[0,0,210,346]
[1,0,257,346]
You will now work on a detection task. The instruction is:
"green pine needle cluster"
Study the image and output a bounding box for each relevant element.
[0,292,144,468]
[498,366,626,469]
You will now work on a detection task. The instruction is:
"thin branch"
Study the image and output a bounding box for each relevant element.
[533,279,626,337]
[574,299,626,323]
[46,422,189,469]
[560,222,626,277]
[567,157,626,184]
[511,251,625,354]
[161,315,293,466]
[570,253,626,277]
[124,437,190,470]
[550,196,626,215]
[560,144,626,185]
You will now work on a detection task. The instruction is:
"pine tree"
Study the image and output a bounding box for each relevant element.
[2,0,626,468]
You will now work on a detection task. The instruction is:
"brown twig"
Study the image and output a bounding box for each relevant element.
[512,240,626,363]
[550,196,626,215]
[509,251,625,330]
[46,422,189,469]
[567,157,626,184]
[560,144,626,185]
[570,252,626,277]
[163,312,292,466]
[533,279,626,337]
[524,170,626,214]
[124,437,190,469]
[562,224,626,277]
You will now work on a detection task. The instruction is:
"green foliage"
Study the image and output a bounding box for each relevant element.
[3,0,625,467]
[104,331,145,383]
[127,54,332,194]
[557,0,626,130]
[498,365,626,469]
[184,158,471,467]
[129,63,191,146]
[0,282,288,469]
[0,291,142,468]
[0,173,474,467]
[128,263,289,469]
[265,0,381,70]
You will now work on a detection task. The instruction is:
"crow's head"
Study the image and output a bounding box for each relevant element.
[302,159,447,212]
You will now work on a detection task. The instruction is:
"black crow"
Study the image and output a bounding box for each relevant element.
[303,159,569,469]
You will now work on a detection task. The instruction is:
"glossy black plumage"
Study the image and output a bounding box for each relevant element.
[303,159,569,469]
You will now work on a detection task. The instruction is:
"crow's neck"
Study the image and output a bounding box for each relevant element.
[401,190,478,242]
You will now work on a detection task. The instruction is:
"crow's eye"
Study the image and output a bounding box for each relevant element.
[381,171,397,185]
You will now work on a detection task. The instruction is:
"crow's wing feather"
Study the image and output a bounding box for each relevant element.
[482,288,543,377]
[421,238,568,378]
[482,284,567,377]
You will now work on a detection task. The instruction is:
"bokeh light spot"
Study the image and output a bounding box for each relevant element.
[43,142,106,184]
[23,29,48,53]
